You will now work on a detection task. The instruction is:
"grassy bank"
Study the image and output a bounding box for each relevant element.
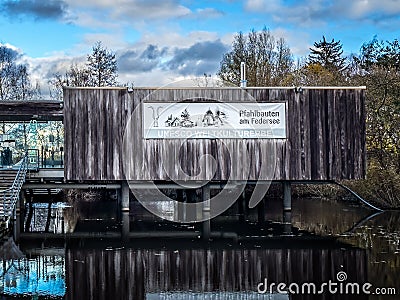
[293,162,400,210]
[343,164,400,210]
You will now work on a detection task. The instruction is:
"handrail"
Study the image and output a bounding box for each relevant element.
[332,181,384,212]
[1,153,29,226]
[2,156,27,192]
[343,211,384,234]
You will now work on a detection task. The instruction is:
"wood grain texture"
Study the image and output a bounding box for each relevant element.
[63,87,366,181]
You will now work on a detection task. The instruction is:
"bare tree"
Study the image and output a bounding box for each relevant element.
[0,45,39,102]
[218,28,294,86]
[49,41,118,99]
[49,64,91,100]
[0,46,17,101]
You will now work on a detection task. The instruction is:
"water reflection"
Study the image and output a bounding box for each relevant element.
[0,195,399,299]
[0,253,65,298]
[65,246,366,300]
[24,203,74,234]
[339,211,400,299]
[265,197,373,235]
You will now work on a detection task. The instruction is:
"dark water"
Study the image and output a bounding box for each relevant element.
[0,194,399,300]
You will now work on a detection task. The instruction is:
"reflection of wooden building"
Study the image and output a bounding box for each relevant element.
[65,247,367,300]
[63,87,366,181]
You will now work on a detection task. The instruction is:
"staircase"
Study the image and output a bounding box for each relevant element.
[0,170,18,192]
[0,154,28,227]
[0,170,18,233]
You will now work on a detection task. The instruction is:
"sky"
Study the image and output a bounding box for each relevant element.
[0,0,399,96]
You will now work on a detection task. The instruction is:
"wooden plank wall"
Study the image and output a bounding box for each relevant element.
[63,87,366,181]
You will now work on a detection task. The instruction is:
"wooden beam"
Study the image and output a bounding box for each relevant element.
[0,101,63,121]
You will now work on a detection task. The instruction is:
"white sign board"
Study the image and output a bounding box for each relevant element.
[143,102,286,139]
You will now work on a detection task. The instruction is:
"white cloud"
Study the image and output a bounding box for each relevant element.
[245,0,282,12]
[245,0,400,26]
[348,0,400,18]
[0,0,68,20]
[26,54,86,97]
[118,68,187,87]
[80,32,128,50]
[194,8,224,19]
[23,29,230,97]
[64,0,192,28]
[140,30,221,49]
[270,28,311,57]
[113,1,191,20]
[65,10,120,29]
[247,0,328,26]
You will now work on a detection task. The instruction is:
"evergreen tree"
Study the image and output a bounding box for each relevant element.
[218,32,246,86]
[87,41,118,87]
[356,38,400,71]
[309,36,347,72]
[181,109,190,120]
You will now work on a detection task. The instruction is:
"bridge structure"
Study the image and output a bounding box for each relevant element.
[0,86,377,242]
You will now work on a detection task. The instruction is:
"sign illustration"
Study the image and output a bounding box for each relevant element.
[143,102,286,139]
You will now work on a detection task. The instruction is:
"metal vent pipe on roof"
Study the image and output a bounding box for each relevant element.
[240,62,247,88]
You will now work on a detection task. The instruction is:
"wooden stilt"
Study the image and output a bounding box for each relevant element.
[202,184,211,241]
[283,181,292,234]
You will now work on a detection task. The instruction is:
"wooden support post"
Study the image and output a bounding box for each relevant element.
[122,212,130,242]
[44,201,52,233]
[185,190,197,222]
[283,181,292,212]
[120,182,130,241]
[121,182,130,213]
[177,189,185,221]
[13,197,21,242]
[25,200,33,232]
[283,181,292,234]
[283,211,292,235]
[202,184,211,241]
[20,191,26,234]
[238,191,246,222]
[237,191,246,222]
[116,187,121,221]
